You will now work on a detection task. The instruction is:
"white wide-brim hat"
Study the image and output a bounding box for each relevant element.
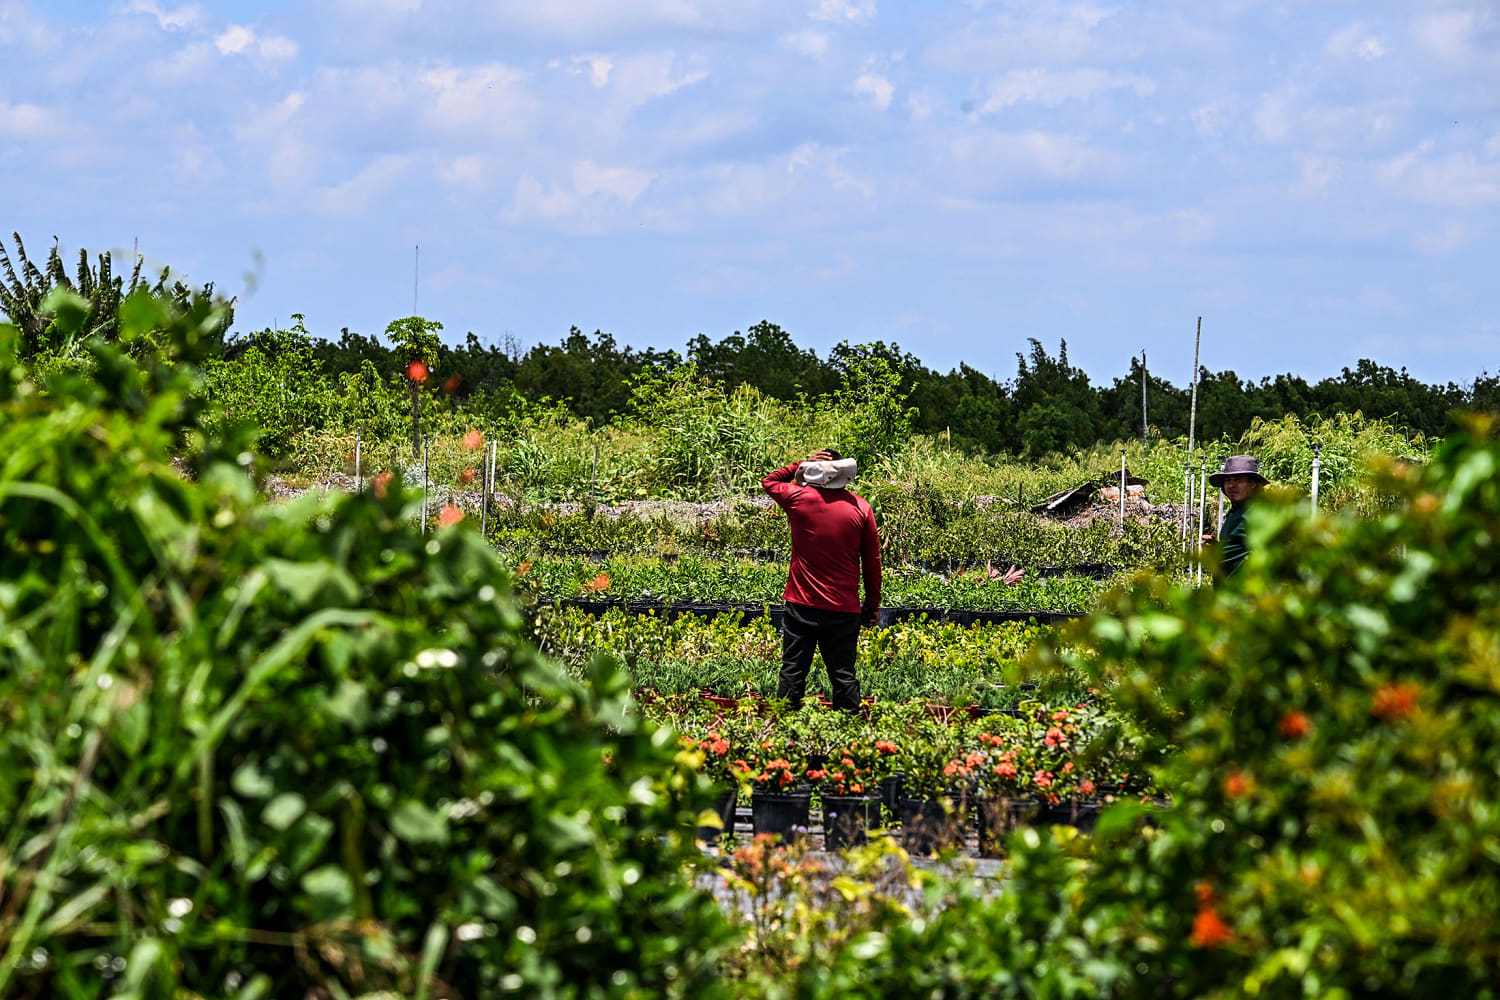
[800,458,858,489]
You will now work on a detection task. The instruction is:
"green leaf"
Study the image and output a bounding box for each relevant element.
[300,865,354,921]
[263,557,360,606]
[231,762,274,799]
[261,792,306,832]
[390,800,449,845]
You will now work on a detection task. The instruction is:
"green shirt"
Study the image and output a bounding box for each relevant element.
[1218,501,1250,578]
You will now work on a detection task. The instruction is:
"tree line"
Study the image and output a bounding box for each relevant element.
[4,234,1495,458]
[298,319,1496,457]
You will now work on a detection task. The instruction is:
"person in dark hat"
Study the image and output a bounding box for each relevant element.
[1205,455,1269,579]
[762,448,881,711]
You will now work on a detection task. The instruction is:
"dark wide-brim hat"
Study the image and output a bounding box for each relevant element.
[1208,454,1269,488]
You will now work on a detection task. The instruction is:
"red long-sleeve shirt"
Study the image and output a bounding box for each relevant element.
[762,463,882,615]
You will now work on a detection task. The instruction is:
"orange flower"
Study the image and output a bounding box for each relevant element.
[437,504,464,527]
[517,559,532,576]
[1223,770,1253,799]
[444,373,462,394]
[406,360,428,382]
[1372,682,1420,721]
[462,429,484,450]
[1190,906,1233,949]
[1278,710,1312,740]
[373,470,393,498]
[459,466,477,485]
[582,572,611,594]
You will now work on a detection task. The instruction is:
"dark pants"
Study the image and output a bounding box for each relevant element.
[778,602,862,710]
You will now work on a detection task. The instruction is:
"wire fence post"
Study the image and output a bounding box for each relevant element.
[1311,441,1322,519]
[1215,453,1226,535]
[480,431,490,539]
[1181,462,1192,550]
[1196,456,1208,586]
[1118,448,1127,528]
[421,435,429,534]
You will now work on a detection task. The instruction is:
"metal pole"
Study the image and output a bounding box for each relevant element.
[1181,462,1192,549]
[1196,457,1208,586]
[1118,448,1127,528]
[354,427,362,489]
[1140,350,1148,448]
[1215,453,1226,534]
[1311,441,1322,518]
[480,433,490,538]
[1187,316,1201,458]
[421,435,429,534]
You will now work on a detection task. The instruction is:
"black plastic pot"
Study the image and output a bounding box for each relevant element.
[750,791,812,843]
[822,794,883,851]
[697,787,739,847]
[899,796,967,856]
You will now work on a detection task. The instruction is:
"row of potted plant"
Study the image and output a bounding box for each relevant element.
[650,695,1150,814]
[534,605,1096,706]
[511,551,1113,612]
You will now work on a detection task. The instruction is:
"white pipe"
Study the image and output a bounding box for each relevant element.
[1311,441,1322,518]
[354,427,362,489]
[1196,457,1208,586]
[1118,449,1127,527]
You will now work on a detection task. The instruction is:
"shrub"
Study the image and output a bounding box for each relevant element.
[1022,414,1500,996]
[0,290,732,999]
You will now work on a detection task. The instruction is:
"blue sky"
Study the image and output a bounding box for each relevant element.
[3,0,1497,388]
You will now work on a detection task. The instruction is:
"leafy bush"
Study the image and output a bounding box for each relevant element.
[0,290,732,999]
[1019,414,1500,996]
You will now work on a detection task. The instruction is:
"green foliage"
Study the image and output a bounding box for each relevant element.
[625,364,835,496]
[1019,415,1500,997]
[0,293,732,998]
[0,233,231,360]
[200,316,340,457]
[824,343,917,469]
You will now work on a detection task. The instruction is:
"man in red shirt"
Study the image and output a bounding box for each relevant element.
[762,449,882,711]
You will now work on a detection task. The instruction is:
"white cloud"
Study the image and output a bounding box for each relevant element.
[438,154,484,187]
[214,24,298,60]
[980,68,1154,111]
[948,129,1116,187]
[1379,140,1500,209]
[214,24,254,54]
[781,29,828,56]
[1191,102,1233,138]
[258,35,299,60]
[1412,9,1477,63]
[122,0,203,31]
[854,72,893,110]
[811,0,875,23]
[419,64,532,130]
[567,54,614,87]
[312,154,414,216]
[509,174,579,222]
[1252,86,1406,151]
[1294,154,1340,196]
[1413,220,1473,255]
[0,100,46,139]
[573,160,654,203]
[608,52,708,105]
[1324,22,1386,61]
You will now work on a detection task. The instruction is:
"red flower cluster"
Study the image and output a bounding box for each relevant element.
[1371,682,1420,721]
[1189,882,1233,948]
[1278,710,1312,740]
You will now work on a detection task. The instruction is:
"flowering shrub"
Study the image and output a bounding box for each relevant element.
[1012,416,1500,996]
